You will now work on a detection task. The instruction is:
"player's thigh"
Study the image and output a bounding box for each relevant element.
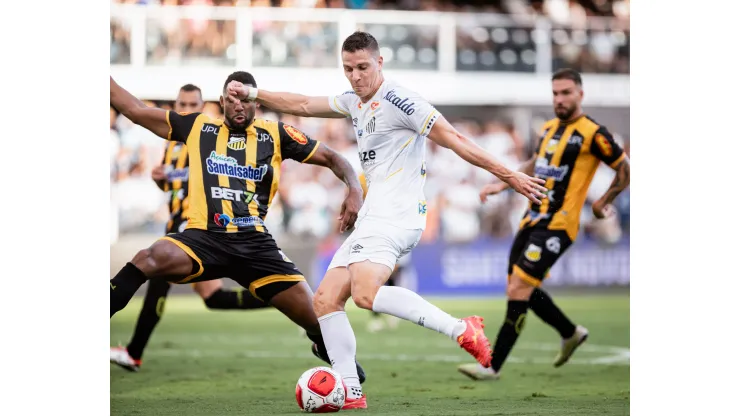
[511,229,572,288]
[192,279,224,299]
[313,267,352,315]
[132,238,194,278]
[157,230,231,284]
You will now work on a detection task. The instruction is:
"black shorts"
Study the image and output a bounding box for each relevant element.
[507,227,572,287]
[161,229,305,302]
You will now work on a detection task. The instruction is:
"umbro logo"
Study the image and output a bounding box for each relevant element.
[351,244,363,253]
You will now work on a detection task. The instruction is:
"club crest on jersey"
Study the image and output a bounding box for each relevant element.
[595,133,613,156]
[206,151,268,181]
[284,125,308,145]
[545,138,559,154]
[227,134,246,150]
[524,244,542,262]
[370,101,380,111]
[383,89,416,115]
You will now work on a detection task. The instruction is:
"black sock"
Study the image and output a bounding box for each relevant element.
[126,278,171,360]
[204,288,270,310]
[490,300,529,372]
[529,288,576,338]
[110,263,148,318]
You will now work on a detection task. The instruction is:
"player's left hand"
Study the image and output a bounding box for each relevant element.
[338,189,362,232]
[503,172,548,205]
[592,199,616,219]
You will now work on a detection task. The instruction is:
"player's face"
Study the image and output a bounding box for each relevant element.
[552,79,583,121]
[342,49,384,99]
[220,85,256,131]
[174,90,204,113]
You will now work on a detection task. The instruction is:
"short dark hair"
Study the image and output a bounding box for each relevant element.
[179,83,202,98]
[552,68,582,86]
[223,71,257,91]
[342,31,379,54]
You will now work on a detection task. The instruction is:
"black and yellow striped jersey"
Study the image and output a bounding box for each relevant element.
[165,111,320,233]
[520,114,625,241]
[161,141,190,233]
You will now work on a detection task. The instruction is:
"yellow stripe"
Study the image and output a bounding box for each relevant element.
[333,97,350,116]
[166,111,173,141]
[265,121,282,209]
[170,144,189,219]
[301,141,321,163]
[246,125,265,232]
[158,236,204,283]
[419,110,438,134]
[386,167,403,180]
[185,116,208,230]
[512,265,543,287]
[398,134,415,151]
[539,124,576,214]
[248,274,306,301]
[215,127,238,233]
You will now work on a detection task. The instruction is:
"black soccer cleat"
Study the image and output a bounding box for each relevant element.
[310,343,366,384]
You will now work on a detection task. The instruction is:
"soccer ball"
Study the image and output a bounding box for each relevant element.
[295,366,346,413]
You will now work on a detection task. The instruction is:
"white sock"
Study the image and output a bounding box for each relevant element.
[371,286,467,340]
[318,311,363,399]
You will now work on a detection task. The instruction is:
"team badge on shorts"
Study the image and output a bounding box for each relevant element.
[545,237,561,254]
[284,125,308,144]
[524,244,542,262]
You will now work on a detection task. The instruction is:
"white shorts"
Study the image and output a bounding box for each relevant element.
[327,218,422,272]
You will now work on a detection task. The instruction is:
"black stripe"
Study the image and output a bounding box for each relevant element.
[226,133,251,218]
[255,127,276,219]
[548,126,586,213]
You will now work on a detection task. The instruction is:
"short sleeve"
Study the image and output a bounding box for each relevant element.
[590,126,625,168]
[385,87,439,137]
[166,111,200,143]
[279,122,320,162]
[327,91,355,117]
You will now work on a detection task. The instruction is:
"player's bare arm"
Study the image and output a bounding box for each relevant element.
[479,153,537,201]
[110,77,171,139]
[592,156,630,219]
[427,116,547,204]
[303,143,364,232]
[151,165,167,191]
[226,81,345,119]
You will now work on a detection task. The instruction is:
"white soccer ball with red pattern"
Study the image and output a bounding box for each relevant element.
[295,366,346,413]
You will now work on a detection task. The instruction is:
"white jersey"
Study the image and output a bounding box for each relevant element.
[329,80,440,230]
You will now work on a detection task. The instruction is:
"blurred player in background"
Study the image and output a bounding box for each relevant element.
[227,31,547,409]
[458,68,630,380]
[110,84,273,372]
[109,72,368,382]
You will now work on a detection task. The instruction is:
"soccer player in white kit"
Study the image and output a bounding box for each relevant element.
[227,31,547,409]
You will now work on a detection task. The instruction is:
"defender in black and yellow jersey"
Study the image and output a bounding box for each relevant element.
[110,84,275,372]
[458,68,630,380]
[109,71,367,381]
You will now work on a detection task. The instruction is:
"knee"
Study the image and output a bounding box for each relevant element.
[313,288,345,317]
[131,248,158,276]
[507,272,536,300]
[350,281,380,310]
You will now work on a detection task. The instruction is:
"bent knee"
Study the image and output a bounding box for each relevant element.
[351,291,375,310]
[313,289,345,316]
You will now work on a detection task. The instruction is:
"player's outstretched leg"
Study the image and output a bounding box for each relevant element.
[110,239,194,318]
[528,288,588,367]
[267,278,366,389]
[367,269,399,333]
[111,278,172,371]
[313,267,367,409]
[349,260,492,368]
[196,280,271,311]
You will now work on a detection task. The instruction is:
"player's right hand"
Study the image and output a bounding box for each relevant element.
[479,182,509,202]
[503,172,548,205]
[151,165,167,181]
